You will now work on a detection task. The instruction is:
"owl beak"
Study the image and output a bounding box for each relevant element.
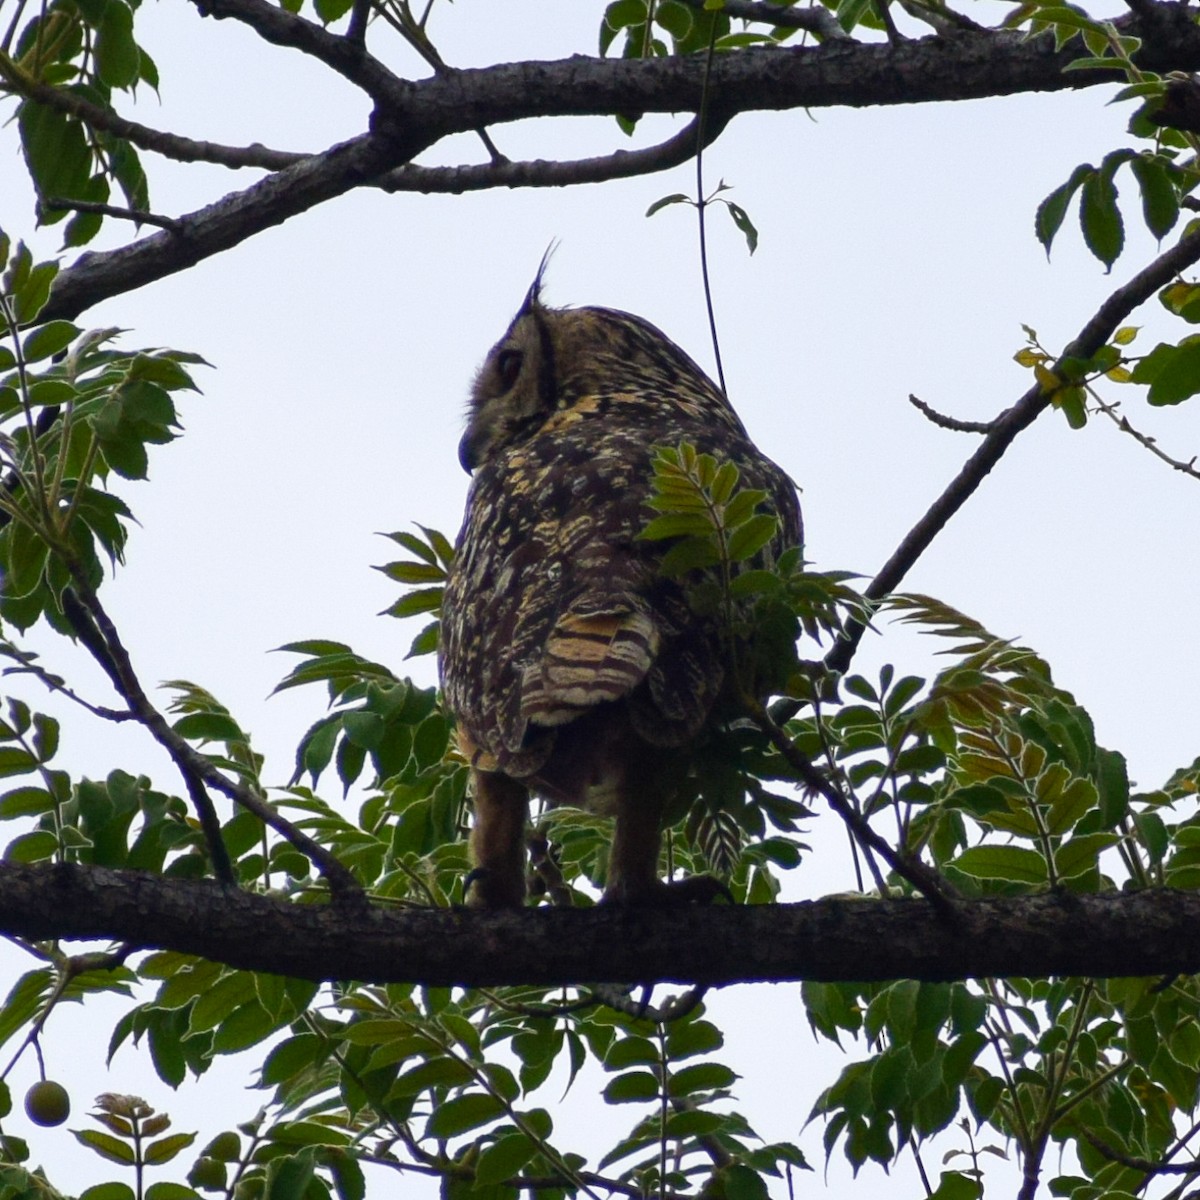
[458,429,480,474]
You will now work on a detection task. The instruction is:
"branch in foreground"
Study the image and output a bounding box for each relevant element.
[5,862,1200,986]
[825,223,1200,676]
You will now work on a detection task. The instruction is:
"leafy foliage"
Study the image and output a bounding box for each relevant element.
[6,0,1200,1198]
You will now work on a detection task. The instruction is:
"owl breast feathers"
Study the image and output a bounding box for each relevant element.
[439,278,801,905]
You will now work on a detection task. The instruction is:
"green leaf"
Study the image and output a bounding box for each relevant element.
[475,1132,537,1186]
[145,1184,202,1200]
[602,1070,659,1103]
[724,1164,769,1200]
[665,1019,723,1060]
[951,845,1047,885]
[646,193,691,217]
[74,1129,137,1165]
[173,713,244,742]
[1035,163,1092,255]
[640,512,716,540]
[0,786,57,817]
[1147,339,1200,405]
[668,1062,738,1096]
[1129,154,1179,240]
[604,1036,659,1068]
[425,1093,504,1138]
[144,1132,198,1165]
[80,1186,136,1200]
[1054,831,1118,879]
[725,201,759,255]
[660,537,721,574]
[727,513,779,561]
[266,1151,315,1200]
[95,1,141,88]
[1080,169,1124,269]
[326,1151,366,1200]
[21,321,80,362]
[1159,282,1200,323]
[314,0,353,20]
[17,104,91,229]
[4,830,59,862]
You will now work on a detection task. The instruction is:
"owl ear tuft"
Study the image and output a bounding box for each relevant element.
[521,241,559,314]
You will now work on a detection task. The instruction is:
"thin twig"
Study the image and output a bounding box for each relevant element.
[825,224,1200,677]
[64,575,364,900]
[0,655,136,722]
[743,695,961,915]
[696,17,726,394]
[44,198,183,233]
[1083,1132,1200,1176]
[908,393,999,434]
[1091,391,1200,480]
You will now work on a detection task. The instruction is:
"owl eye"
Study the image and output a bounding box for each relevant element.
[496,349,523,390]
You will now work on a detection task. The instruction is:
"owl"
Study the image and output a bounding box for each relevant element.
[440,274,802,907]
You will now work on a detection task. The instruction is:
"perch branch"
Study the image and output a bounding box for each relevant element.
[7,862,1200,986]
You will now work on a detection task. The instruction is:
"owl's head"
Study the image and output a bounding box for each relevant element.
[458,268,742,473]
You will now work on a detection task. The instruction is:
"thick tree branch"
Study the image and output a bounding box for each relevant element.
[40,133,423,323]
[3,862,1200,986]
[33,3,1200,323]
[188,0,415,103]
[825,222,1200,676]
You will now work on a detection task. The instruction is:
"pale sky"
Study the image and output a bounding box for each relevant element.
[1,2,1198,1195]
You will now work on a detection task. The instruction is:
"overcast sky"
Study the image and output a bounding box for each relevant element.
[2,2,1199,1195]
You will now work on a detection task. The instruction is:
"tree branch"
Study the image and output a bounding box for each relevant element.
[0,55,304,170]
[5,862,1200,986]
[372,114,728,193]
[64,576,364,900]
[825,223,1200,676]
[187,0,413,103]
[33,4,1200,322]
[40,133,422,323]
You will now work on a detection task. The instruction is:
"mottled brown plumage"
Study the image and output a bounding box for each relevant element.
[440,277,801,906]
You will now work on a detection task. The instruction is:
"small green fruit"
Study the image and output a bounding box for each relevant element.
[24,1080,70,1127]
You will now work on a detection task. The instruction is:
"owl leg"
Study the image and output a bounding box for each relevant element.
[605,749,730,906]
[466,769,530,908]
